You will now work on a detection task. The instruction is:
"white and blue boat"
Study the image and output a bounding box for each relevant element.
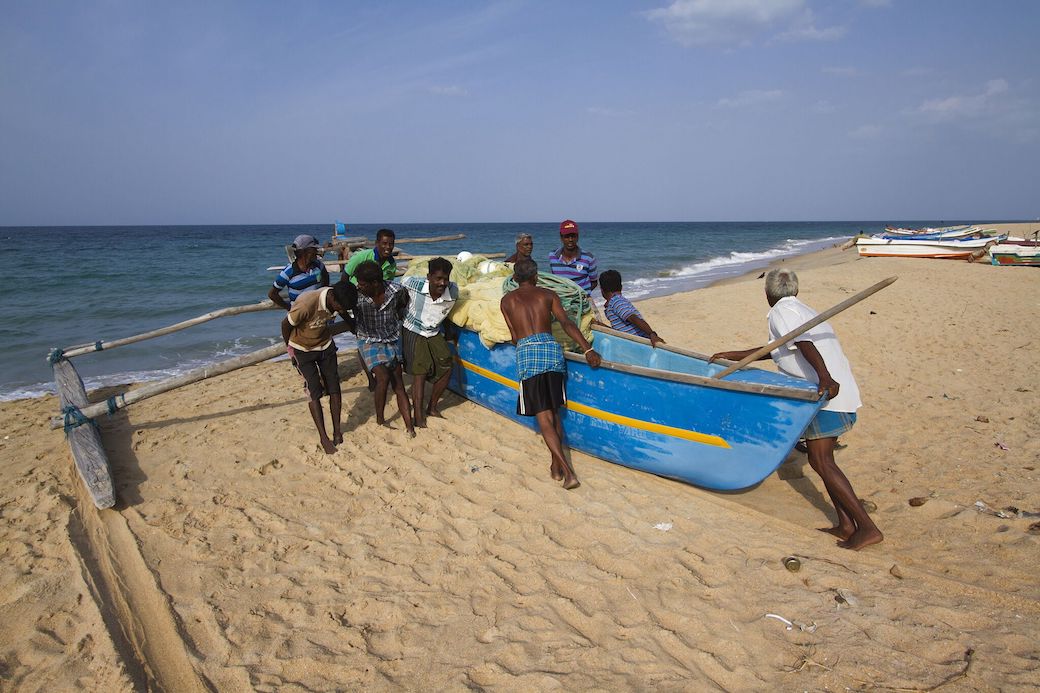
[449,325,825,491]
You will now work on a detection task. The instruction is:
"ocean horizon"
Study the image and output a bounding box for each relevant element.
[0,220,969,401]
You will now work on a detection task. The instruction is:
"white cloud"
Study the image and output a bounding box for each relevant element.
[586,107,633,117]
[915,79,1008,121]
[822,66,859,77]
[646,0,842,46]
[849,124,882,139]
[716,89,784,108]
[901,66,933,78]
[427,85,468,97]
[812,99,837,114]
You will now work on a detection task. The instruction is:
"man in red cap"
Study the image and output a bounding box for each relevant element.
[548,220,598,293]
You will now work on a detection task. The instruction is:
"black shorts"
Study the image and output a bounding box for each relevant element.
[292,344,340,400]
[516,371,566,417]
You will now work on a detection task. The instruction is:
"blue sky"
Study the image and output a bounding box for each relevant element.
[1,0,1037,225]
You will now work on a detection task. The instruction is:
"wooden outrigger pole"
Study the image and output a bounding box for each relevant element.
[49,299,285,508]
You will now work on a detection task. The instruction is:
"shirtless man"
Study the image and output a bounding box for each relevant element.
[500,259,602,489]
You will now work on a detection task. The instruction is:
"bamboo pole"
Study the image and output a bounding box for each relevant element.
[395,234,466,243]
[51,341,284,428]
[51,322,356,429]
[57,300,280,360]
[713,276,898,380]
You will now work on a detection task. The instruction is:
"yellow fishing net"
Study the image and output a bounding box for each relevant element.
[404,255,594,350]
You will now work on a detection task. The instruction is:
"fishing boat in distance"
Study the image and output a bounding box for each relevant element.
[989,239,1040,267]
[448,325,824,491]
[856,234,1004,259]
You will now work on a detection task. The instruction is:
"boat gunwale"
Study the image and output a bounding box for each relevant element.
[552,325,823,402]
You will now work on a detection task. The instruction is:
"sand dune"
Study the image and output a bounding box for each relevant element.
[2,237,1038,690]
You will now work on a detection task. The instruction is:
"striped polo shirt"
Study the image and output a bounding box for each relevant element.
[547,247,598,292]
[402,276,459,337]
[604,294,649,338]
[273,260,327,305]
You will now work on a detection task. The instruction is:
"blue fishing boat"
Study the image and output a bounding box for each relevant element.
[449,325,825,490]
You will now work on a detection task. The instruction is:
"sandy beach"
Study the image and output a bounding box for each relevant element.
[2,225,1039,691]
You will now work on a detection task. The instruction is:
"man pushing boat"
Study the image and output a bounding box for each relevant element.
[711,268,883,551]
[500,259,602,490]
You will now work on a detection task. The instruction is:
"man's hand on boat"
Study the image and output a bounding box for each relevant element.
[584,349,602,368]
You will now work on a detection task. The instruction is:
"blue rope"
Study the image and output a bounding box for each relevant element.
[94,341,104,351]
[62,405,93,433]
[47,348,65,364]
[105,395,124,416]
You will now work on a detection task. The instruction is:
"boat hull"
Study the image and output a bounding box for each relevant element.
[448,327,824,490]
[856,236,999,259]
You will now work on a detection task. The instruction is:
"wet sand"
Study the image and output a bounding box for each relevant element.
[2,224,1038,690]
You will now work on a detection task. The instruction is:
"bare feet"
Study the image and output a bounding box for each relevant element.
[320,439,337,454]
[550,463,564,481]
[333,433,344,445]
[562,475,581,490]
[817,524,854,541]
[426,407,445,419]
[838,527,884,551]
[406,426,416,438]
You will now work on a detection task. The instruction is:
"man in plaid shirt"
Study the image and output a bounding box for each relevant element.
[354,260,415,437]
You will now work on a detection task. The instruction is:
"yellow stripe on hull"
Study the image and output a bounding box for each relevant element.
[457,357,731,449]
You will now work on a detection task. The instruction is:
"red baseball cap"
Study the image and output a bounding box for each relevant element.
[559,219,579,234]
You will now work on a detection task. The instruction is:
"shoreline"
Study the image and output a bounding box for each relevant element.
[6,221,1032,403]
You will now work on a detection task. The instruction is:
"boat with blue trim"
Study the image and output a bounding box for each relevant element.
[448,324,825,491]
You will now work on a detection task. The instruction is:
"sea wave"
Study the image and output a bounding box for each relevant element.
[0,333,358,403]
[623,236,847,299]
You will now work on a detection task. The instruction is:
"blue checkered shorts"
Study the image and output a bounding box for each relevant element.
[803,410,857,441]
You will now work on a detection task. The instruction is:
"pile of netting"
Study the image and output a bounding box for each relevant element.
[403,255,594,350]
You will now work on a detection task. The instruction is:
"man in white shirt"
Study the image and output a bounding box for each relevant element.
[400,257,459,428]
[711,268,883,551]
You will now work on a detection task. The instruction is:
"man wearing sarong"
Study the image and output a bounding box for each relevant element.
[500,259,602,489]
[354,260,415,437]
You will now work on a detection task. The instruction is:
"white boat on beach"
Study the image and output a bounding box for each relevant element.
[856,235,1003,260]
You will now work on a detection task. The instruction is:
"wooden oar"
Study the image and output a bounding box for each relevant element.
[712,276,898,380]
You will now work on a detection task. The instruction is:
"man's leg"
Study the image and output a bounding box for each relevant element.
[358,348,375,392]
[391,363,416,436]
[308,397,337,454]
[372,365,391,425]
[534,408,579,489]
[427,370,451,418]
[411,374,427,428]
[805,438,882,550]
[330,393,343,445]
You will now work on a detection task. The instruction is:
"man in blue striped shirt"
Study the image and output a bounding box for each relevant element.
[599,270,664,348]
[547,219,598,293]
[269,234,330,309]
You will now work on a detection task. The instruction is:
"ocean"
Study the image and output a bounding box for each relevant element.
[0,221,957,401]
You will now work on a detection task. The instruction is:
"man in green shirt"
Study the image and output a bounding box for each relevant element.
[343,228,397,283]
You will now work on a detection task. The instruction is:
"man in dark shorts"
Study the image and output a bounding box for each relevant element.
[500,259,602,490]
[401,257,459,428]
[281,279,358,454]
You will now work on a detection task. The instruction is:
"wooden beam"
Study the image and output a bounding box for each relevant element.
[59,301,280,360]
[53,360,116,509]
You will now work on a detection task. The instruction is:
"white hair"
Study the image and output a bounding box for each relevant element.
[765,268,799,302]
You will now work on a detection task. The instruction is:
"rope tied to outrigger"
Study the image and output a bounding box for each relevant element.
[47,348,65,364]
[105,394,126,416]
[62,404,95,433]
